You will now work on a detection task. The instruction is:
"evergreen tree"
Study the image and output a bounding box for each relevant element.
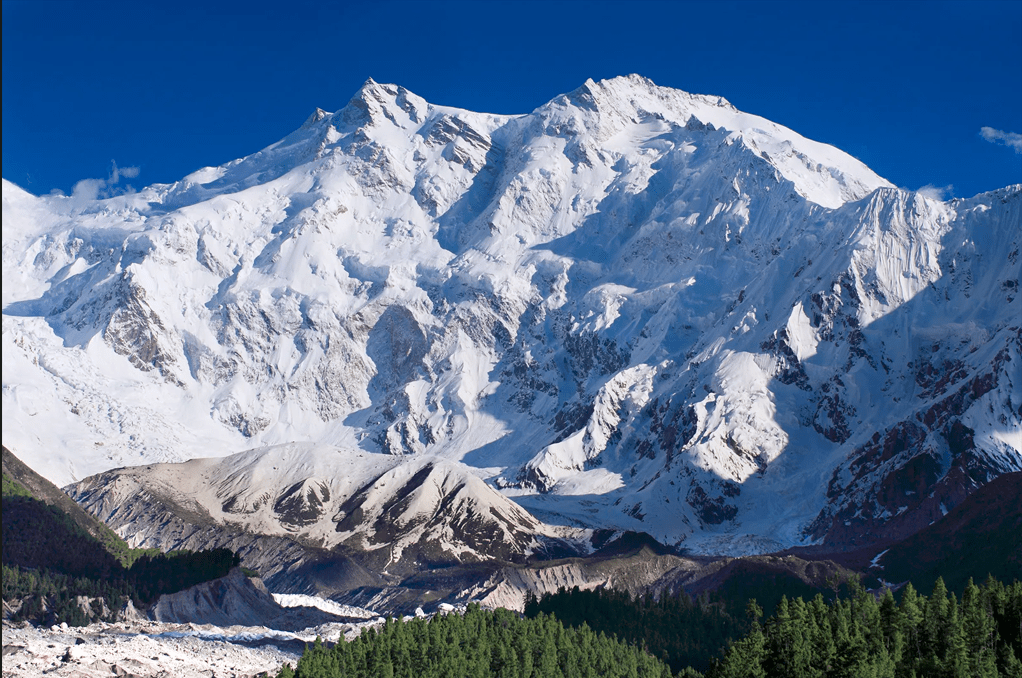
[806,594,837,676]
[961,577,997,676]
[713,600,766,678]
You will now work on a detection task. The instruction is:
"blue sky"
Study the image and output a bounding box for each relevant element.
[3,0,1020,199]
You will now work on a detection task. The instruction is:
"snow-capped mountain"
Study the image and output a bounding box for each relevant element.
[4,75,1020,564]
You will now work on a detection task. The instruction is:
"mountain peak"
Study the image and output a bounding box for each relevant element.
[339,78,429,129]
[537,75,888,208]
[301,107,330,128]
[575,74,735,114]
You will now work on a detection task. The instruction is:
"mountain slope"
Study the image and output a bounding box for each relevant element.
[875,471,1022,593]
[68,443,574,579]
[4,75,1020,564]
[2,446,137,566]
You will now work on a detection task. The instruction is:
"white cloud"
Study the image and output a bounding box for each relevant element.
[108,160,140,183]
[68,160,140,203]
[917,184,953,201]
[72,178,106,201]
[980,127,1022,154]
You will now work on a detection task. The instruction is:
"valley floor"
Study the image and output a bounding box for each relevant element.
[0,617,382,678]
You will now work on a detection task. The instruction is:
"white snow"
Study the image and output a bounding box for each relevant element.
[785,302,819,362]
[272,593,380,619]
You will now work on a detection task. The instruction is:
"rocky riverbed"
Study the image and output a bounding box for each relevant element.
[1,616,387,678]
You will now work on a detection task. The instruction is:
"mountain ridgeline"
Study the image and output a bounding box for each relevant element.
[2,75,1019,589]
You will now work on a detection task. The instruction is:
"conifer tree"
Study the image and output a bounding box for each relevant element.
[713,600,766,678]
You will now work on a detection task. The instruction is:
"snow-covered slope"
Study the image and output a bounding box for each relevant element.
[4,75,1020,563]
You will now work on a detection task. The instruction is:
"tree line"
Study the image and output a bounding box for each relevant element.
[273,575,1022,677]
[524,585,745,674]
[713,577,1022,678]
[277,604,677,678]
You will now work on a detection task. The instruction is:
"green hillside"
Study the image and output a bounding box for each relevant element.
[2,446,151,567]
[2,448,239,626]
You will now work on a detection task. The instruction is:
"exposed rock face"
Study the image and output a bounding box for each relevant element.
[150,567,285,627]
[68,446,571,591]
[808,337,1021,549]
[5,75,1020,565]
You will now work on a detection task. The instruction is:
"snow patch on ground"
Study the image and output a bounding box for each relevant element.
[273,594,379,620]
